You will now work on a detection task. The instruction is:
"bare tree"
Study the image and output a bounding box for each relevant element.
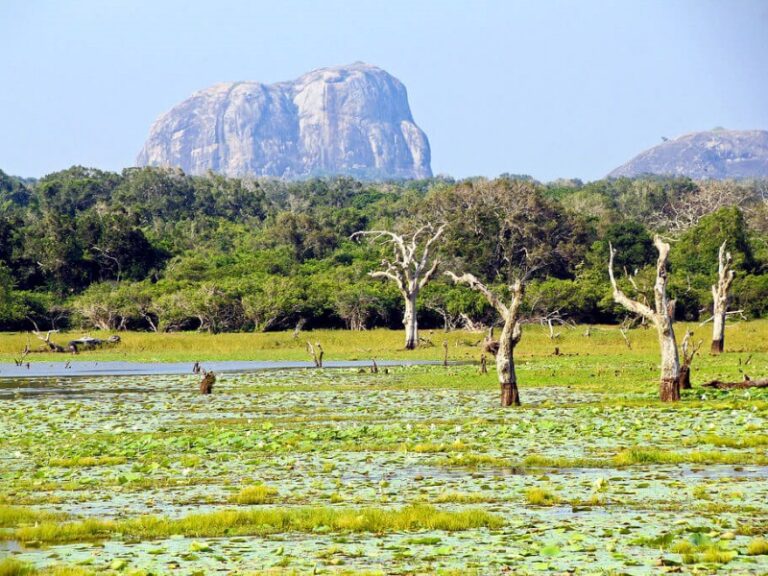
[650,180,754,233]
[710,241,735,355]
[352,223,446,350]
[446,272,524,406]
[609,236,681,402]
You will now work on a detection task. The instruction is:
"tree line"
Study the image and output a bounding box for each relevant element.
[1,166,767,337]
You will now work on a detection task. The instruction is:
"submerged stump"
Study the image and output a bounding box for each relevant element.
[199,371,216,394]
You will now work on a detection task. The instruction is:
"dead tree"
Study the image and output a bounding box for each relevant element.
[710,241,735,355]
[703,378,768,390]
[442,340,449,367]
[446,271,524,407]
[199,370,216,394]
[33,330,67,353]
[13,342,31,366]
[609,236,681,402]
[352,223,446,350]
[678,331,703,390]
[307,341,323,368]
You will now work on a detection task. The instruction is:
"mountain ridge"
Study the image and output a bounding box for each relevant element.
[608,129,768,179]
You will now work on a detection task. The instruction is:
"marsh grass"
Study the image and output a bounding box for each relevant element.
[2,320,765,368]
[0,560,92,576]
[687,434,768,449]
[433,491,497,504]
[0,505,67,528]
[521,447,768,469]
[228,484,279,505]
[435,453,511,468]
[15,504,503,543]
[747,537,768,555]
[48,456,126,467]
[524,487,560,506]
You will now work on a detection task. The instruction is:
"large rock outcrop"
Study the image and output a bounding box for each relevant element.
[609,129,768,179]
[136,62,432,180]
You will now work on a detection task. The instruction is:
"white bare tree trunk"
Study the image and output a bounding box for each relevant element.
[658,317,681,401]
[403,291,419,350]
[711,241,734,355]
[446,272,524,406]
[352,223,446,350]
[609,236,681,401]
[496,314,522,406]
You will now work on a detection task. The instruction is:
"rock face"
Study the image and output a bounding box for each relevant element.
[136,62,432,180]
[609,129,768,179]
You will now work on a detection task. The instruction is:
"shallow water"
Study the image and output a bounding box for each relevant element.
[0,359,439,379]
[2,366,767,574]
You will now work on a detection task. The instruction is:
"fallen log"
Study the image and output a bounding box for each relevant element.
[67,335,121,353]
[701,378,768,390]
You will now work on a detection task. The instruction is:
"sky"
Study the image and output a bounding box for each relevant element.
[1,0,767,182]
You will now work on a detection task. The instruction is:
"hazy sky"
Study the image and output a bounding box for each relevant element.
[1,0,767,181]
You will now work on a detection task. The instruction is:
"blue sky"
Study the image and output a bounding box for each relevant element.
[1,0,766,181]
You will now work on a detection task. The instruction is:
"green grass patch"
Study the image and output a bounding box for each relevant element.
[434,453,511,468]
[524,487,560,506]
[15,504,503,543]
[747,537,768,556]
[48,456,127,467]
[228,484,279,505]
[0,505,68,528]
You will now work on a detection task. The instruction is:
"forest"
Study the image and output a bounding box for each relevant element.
[1,166,767,334]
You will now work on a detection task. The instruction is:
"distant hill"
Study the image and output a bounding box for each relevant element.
[137,62,432,181]
[608,129,768,179]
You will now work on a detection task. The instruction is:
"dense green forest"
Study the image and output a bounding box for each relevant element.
[1,166,767,332]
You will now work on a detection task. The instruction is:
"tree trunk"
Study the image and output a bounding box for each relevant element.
[678,364,691,390]
[711,311,725,354]
[403,292,418,350]
[496,318,520,407]
[658,320,681,402]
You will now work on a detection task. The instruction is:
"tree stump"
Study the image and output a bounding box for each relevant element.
[199,371,216,394]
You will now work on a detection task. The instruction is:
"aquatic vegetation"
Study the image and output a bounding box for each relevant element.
[0,505,67,528]
[228,484,279,505]
[524,487,560,506]
[435,453,511,468]
[0,560,93,576]
[15,505,503,543]
[433,491,497,504]
[48,456,126,467]
[747,537,768,555]
[2,322,768,573]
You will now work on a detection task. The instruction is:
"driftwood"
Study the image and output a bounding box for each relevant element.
[702,378,768,390]
[31,330,121,354]
[68,335,121,353]
[199,370,216,394]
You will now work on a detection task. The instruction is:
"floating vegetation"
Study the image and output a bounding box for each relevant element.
[2,332,768,574]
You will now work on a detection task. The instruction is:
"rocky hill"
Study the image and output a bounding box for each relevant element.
[136,62,432,180]
[608,129,768,179]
